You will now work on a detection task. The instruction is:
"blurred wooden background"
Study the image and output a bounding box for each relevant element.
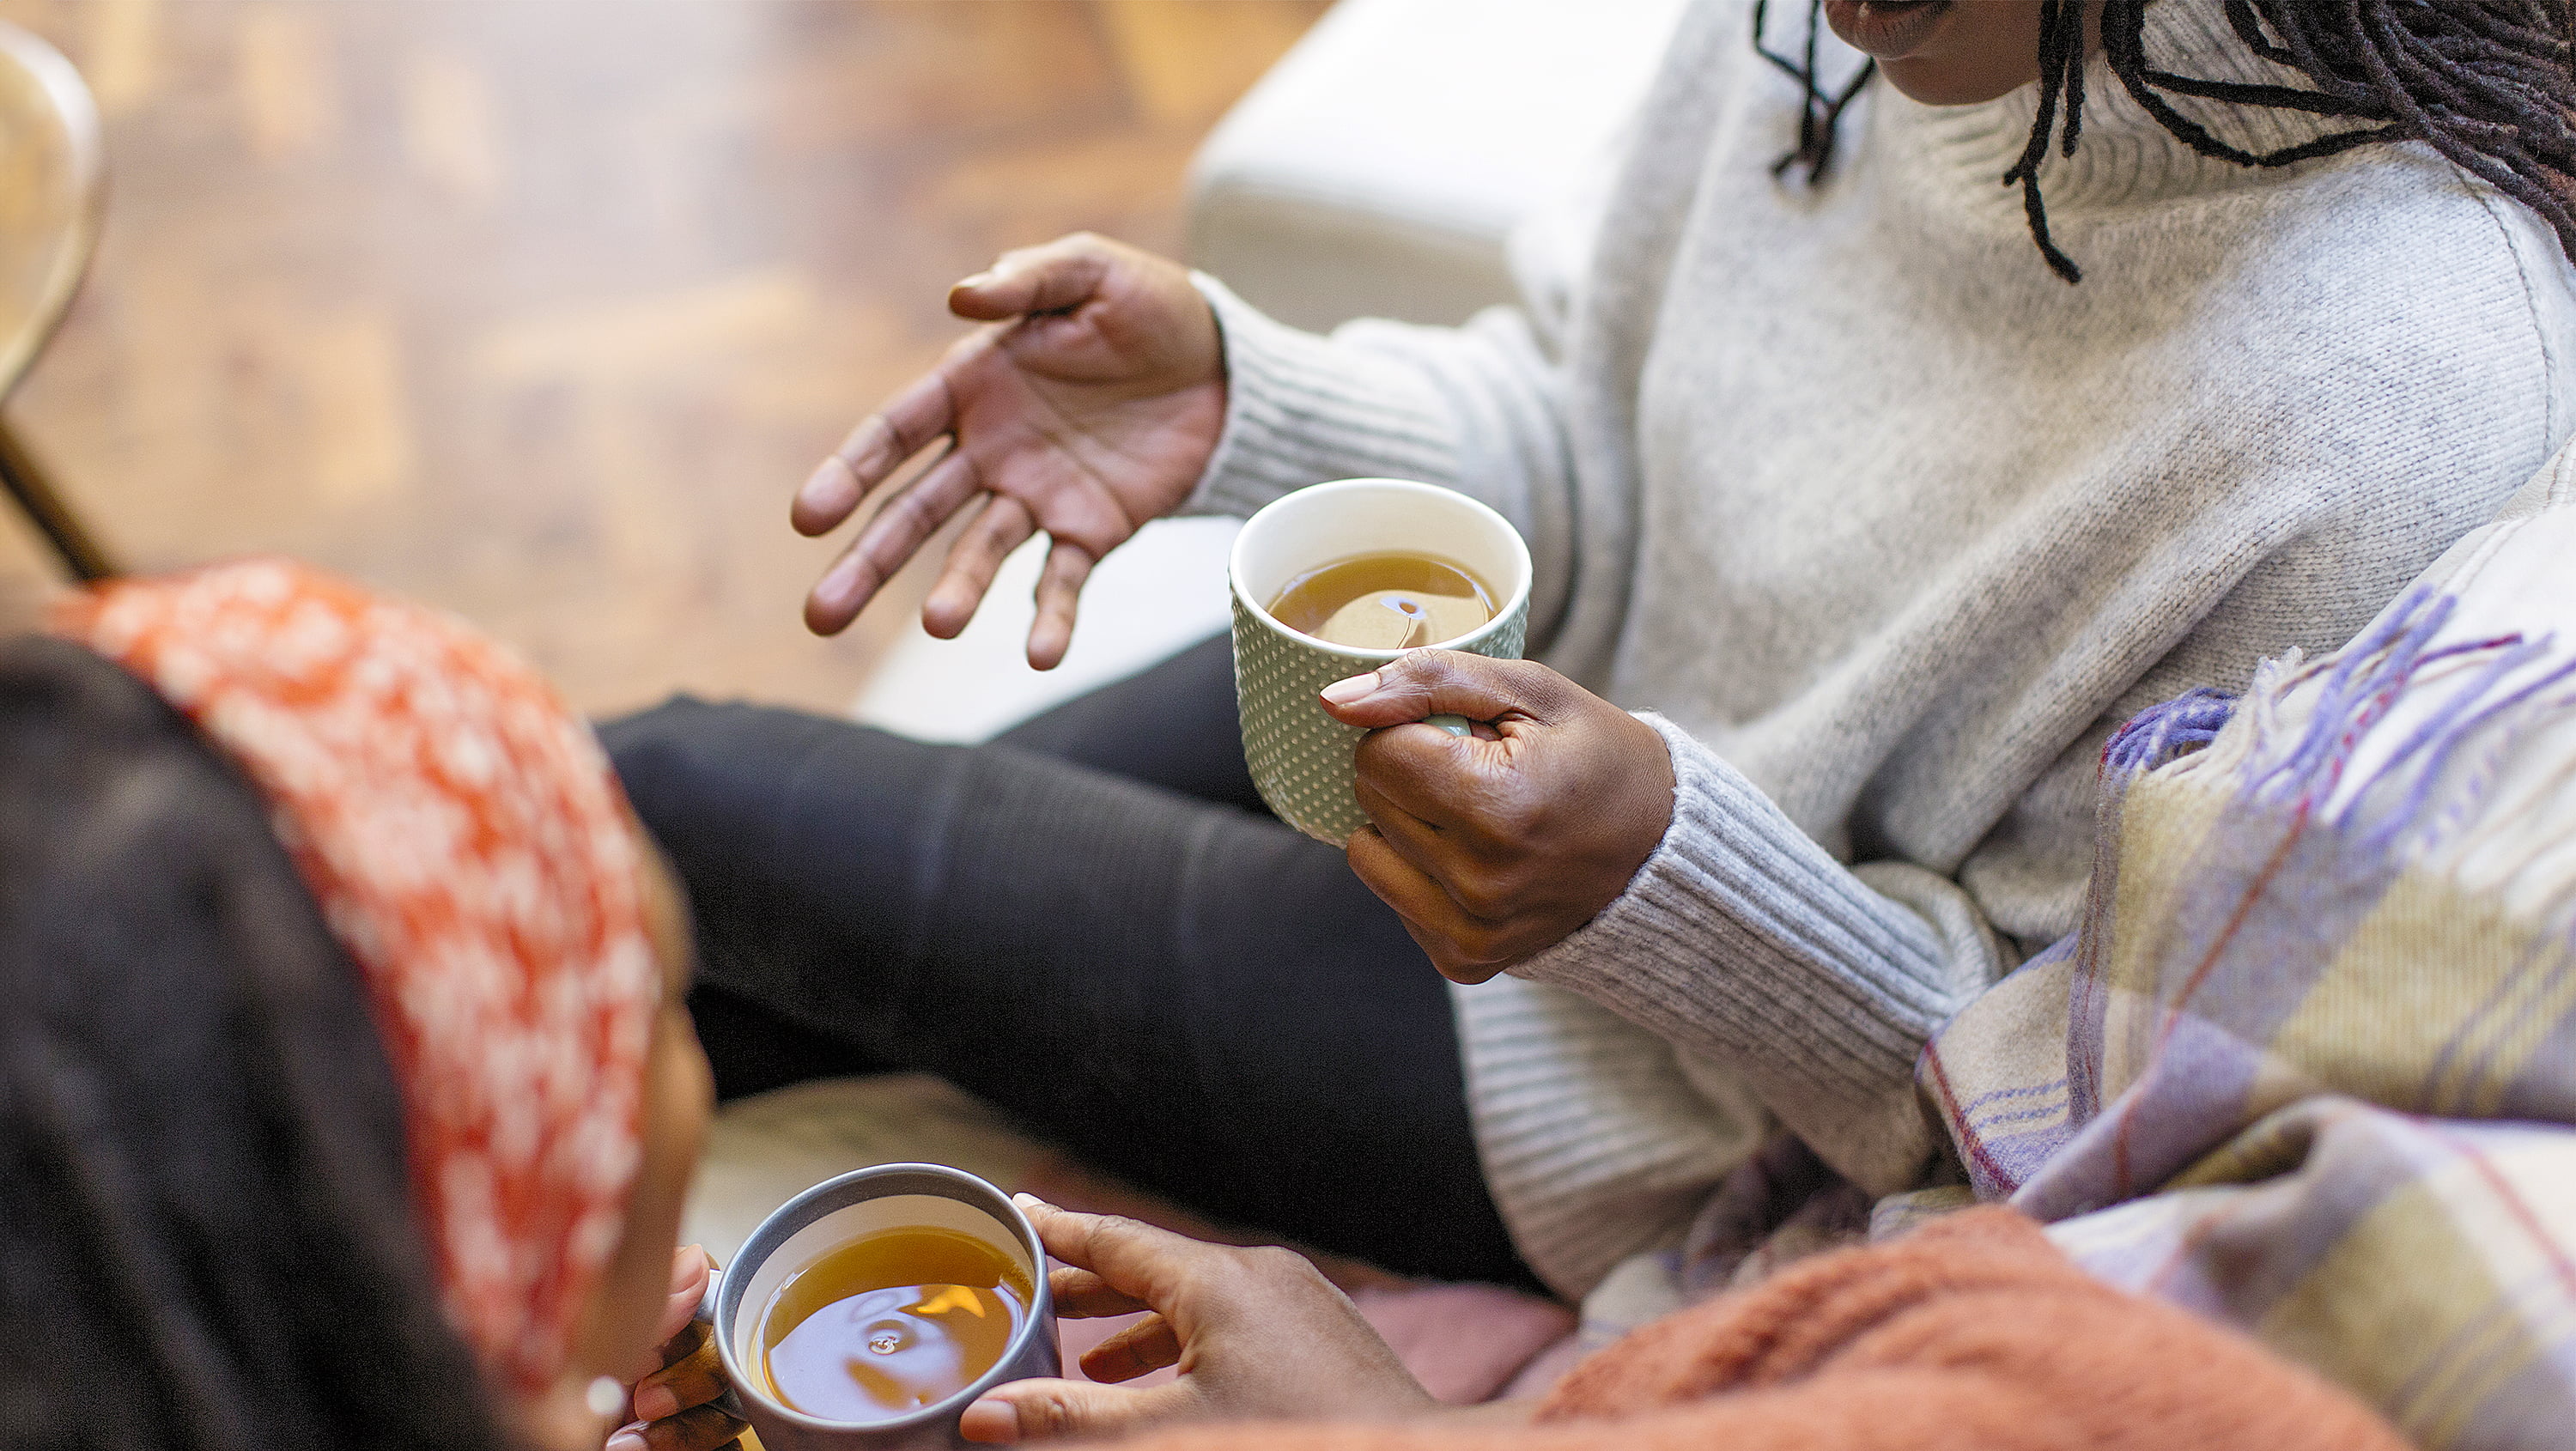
[0,0,1325,715]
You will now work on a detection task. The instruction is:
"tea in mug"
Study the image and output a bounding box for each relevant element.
[1266,552,1495,650]
[756,1225,1032,1422]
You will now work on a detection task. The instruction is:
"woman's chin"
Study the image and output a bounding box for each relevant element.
[1824,0,2050,108]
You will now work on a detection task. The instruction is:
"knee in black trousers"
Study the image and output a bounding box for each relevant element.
[603,681,1540,1289]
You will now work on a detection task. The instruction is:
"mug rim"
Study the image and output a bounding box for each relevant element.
[711,1163,1051,1436]
[1228,478,1534,662]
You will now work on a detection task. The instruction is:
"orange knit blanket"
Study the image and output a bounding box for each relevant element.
[1114,1208,2406,1451]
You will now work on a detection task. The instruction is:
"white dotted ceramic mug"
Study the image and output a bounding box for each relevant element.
[1230,478,1533,846]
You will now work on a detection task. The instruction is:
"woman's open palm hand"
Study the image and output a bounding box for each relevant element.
[795,233,1225,668]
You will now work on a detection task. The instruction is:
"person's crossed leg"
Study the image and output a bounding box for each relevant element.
[603,634,1535,1289]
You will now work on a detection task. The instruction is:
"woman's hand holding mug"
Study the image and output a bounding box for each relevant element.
[1321,652,1676,982]
[611,1245,746,1451]
[794,233,1224,668]
[960,1198,1434,1444]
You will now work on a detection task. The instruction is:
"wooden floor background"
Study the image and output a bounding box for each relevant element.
[0,0,1325,716]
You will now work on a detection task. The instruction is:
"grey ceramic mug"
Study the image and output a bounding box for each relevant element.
[702,1164,1060,1450]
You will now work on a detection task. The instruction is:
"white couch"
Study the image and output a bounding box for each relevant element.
[1188,0,1687,333]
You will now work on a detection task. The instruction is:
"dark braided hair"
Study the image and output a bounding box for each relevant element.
[1761,0,2576,282]
[0,636,516,1451]
[1754,0,1879,176]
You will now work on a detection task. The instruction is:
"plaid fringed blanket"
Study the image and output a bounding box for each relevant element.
[1908,451,2576,1448]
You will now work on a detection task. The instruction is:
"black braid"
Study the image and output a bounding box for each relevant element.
[1755,0,1879,179]
[2007,0,2095,279]
[1757,0,2576,283]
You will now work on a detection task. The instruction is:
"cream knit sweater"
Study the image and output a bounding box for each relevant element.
[1183,0,2576,1296]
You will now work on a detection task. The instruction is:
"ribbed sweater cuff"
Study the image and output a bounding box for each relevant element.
[1449,974,1769,1298]
[1183,274,1461,518]
[1510,715,1976,1193]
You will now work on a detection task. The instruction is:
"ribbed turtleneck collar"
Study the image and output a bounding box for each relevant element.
[1880,0,2374,213]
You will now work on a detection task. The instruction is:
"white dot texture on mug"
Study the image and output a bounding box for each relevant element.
[1232,594,1527,846]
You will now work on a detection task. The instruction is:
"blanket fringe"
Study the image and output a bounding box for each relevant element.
[2148,584,2576,928]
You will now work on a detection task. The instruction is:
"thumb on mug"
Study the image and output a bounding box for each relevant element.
[1318,650,1566,730]
[961,1378,1197,1445]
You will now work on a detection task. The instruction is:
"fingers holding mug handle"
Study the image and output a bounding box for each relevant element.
[678,1260,748,1422]
[605,1254,747,1451]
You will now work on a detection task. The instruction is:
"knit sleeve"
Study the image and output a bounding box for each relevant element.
[1183,276,1583,634]
[1506,717,2007,1195]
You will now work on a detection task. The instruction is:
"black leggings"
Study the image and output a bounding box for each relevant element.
[600,637,1534,1288]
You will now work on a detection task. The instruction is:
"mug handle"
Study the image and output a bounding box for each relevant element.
[690,1272,751,1420]
[1425,714,1473,737]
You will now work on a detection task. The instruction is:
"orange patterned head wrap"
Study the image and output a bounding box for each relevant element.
[46,559,659,1398]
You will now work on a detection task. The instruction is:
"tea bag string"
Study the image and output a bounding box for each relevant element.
[1391,596,1429,650]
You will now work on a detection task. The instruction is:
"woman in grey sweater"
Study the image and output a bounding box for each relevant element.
[608,0,2576,1365]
